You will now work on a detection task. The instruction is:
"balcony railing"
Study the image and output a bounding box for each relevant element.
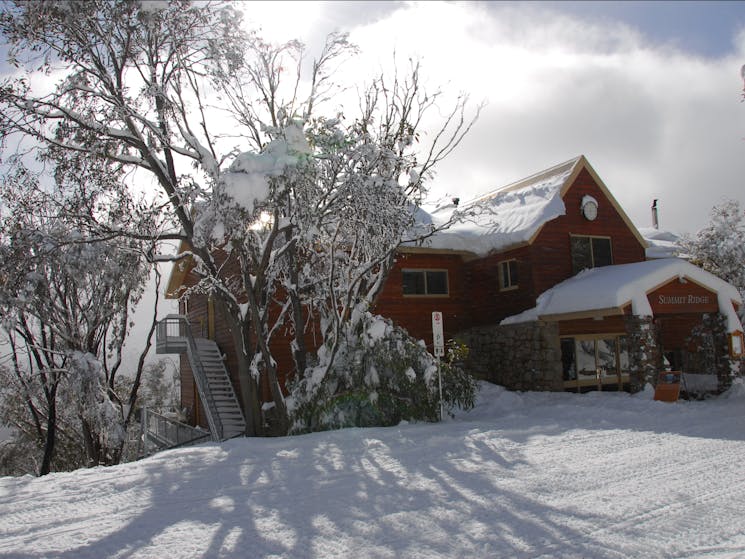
[156,314,190,354]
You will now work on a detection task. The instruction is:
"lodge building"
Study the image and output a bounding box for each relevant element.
[164,155,744,433]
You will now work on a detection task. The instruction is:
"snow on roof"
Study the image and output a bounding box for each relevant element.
[638,227,687,260]
[502,258,743,333]
[414,157,582,255]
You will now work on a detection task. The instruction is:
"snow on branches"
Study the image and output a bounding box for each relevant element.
[683,199,745,320]
[1,0,480,436]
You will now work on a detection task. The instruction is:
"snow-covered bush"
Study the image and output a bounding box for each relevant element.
[287,312,477,433]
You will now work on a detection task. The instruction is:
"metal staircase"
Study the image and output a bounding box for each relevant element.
[156,315,246,441]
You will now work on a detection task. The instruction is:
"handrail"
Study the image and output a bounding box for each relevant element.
[140,407,210,456]
[185,321,223,441]
[156,314,223,441]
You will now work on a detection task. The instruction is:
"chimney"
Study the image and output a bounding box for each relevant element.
[651,199,659,230]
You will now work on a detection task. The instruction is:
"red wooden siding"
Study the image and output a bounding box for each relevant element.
[374,252,469,350]
[466,167,647,326]
[558,315,628,337]
[656,314,705,351]
[531,168,646,298]
[466,246,535,328]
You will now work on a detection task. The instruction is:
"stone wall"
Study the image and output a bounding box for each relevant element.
[458,321,563,391]
[458,313,739,394]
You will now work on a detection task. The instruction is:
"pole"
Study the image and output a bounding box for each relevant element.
[438,357,444,421]
[431,311,445,421]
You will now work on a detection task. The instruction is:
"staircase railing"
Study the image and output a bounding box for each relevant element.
[140,407,210,457]
[156,314,224,441]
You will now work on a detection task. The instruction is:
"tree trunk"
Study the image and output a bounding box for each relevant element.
[39,394,57,476]
[245,288,290,436]
[285,236,308,380]
[81,419,100,468]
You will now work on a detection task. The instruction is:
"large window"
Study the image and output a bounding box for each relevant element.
[402,269,449,296]
[571,235,613,274]
[499,259,519,290]
[561,335,629,382]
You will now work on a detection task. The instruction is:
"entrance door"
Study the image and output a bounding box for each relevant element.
[561,335,630,391]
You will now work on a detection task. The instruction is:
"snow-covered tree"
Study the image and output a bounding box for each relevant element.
[137,359,180,414]
[0,160,155,473]
[683,200,745,320]
[288,312,477,433]
[0,1,480,435]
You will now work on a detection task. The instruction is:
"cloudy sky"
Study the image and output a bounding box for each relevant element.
[246,0,745,235]
[1,1,742,234]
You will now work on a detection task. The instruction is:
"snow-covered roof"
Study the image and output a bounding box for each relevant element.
[638,227,687,259]
[414,155,646,256]
[502,258,743,333]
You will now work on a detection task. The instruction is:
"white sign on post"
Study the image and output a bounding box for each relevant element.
[431,311,445,357]
[432,311,445,421]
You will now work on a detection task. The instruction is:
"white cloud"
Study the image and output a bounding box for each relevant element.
[242,1,745,234]
[4,2,741,235]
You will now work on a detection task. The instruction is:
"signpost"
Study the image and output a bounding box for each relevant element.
[432,311,445,357]
[432,312,445,421]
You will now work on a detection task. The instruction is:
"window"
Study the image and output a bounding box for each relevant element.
[402,269,449,296]
[571,235,613,274]
[561,336,629,381]
[499,259,519,290]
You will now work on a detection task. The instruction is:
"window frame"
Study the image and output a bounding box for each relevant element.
[570,234,613,274]
[498,259,519,291]
[401,268,450,297]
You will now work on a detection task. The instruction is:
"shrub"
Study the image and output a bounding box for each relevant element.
[288,312,478,433]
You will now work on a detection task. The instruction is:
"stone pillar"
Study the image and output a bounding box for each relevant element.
[688,312,733,392]
[624,315,662,393]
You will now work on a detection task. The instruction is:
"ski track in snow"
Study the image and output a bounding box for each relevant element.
[1,384,745,558]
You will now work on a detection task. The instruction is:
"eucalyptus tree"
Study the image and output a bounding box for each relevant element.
[1,0,479,435]
[0,158,155,473]
[683,200,745,321]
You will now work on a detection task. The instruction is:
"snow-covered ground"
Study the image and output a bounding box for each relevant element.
[2,382,745,559]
